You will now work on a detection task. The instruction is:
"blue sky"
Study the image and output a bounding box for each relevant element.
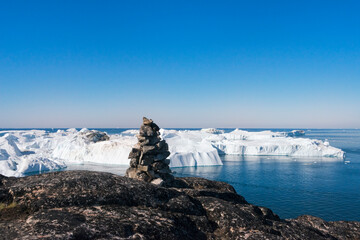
[0,0,359,128]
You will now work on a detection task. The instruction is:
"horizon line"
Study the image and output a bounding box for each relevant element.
[0,127,359,130]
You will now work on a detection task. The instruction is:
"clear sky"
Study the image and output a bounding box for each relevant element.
[0,0,359,128]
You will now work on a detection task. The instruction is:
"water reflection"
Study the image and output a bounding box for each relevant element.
[173,164,224,179]
[222,154,344,163]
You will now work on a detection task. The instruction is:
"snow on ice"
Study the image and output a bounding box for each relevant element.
[0,128,345,177]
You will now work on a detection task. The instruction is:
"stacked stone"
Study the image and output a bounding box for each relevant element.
[125,117,173,185]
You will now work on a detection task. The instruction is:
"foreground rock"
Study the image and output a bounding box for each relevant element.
[0,171,359,239]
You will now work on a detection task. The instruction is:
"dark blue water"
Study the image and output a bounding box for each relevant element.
[174,129,360,221]
[2,128,359,221]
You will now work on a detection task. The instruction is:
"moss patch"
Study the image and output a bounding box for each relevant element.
[0,202,16,210]
[0,203,6,210]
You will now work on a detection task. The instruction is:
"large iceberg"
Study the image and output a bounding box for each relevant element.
[52,130,135,165]
[209,129,344,158]
[0,128,345,177]
[160,129,223,168]
[0,131,66,177]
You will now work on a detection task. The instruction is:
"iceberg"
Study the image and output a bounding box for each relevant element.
[0,128,345,177]
[282,130,306,137]
[161,129,223,167]
[160,129,344,159]
[209,129,344,158]
[52,135,135,165]
[0,131,66,177]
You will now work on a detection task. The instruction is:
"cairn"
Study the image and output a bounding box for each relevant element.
[125,117,173,186]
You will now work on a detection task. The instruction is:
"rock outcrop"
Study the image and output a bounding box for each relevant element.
[1,171,359,239]
[79,129,110,143]
[126,117,173,185]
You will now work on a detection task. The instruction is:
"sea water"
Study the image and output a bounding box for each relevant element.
[2,128,359,221]
[174,129,360,221]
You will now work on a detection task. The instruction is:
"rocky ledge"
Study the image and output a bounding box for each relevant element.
[0,171,359,240]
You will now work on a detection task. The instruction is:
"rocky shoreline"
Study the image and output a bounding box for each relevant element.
[0,171,359,239]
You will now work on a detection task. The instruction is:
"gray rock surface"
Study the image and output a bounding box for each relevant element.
[1,171,359,239]
[126,117,174,185]
[80,129,110,143]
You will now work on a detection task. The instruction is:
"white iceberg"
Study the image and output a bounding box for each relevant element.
[161,129,223,167]
[160,129,344,160]
[209,129,344,158]
[0,128,345,177]
[282,130,306,137]
[52,135,135,165]
[0,131,66,177]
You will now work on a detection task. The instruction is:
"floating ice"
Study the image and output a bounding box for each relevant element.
[210,129,344,158]
[0,128,345,177]
[0,131,66,177]
[161,129,223,167]
[284,130,306,137]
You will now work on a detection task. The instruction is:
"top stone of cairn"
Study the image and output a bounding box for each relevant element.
[142,117,153,125]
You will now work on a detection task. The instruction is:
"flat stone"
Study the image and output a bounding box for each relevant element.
[147,170,156,179]
[133,143,141,150]
[128,148,141,159]
[152,161,166,171]
[137,165,150,172]
[125,167,139,178]
[142,145,155,154]
[137,171,151,182]
[142,154,155,161]
[140,157,153,166]
[138,136,160,146]
[136,134,146,141]
[156,140,165,148]
[139,139,150,146]
[158,167,171,174]
[151,178,164,186]
[154,151,170,161]
[148,136,161,145]
[159,172,175,182]
[143,117,153,125]
[129,158,138,168]
[156,141,168,151]
[151,122,160,132]
[140,125,154,137]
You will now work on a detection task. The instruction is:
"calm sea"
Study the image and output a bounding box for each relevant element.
[1,128,359,221]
